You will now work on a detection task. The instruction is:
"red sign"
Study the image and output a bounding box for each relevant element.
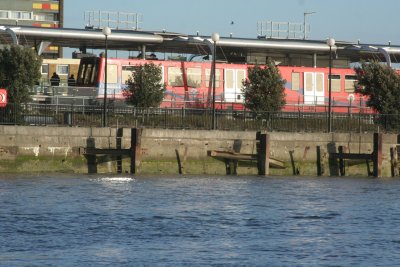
[0,89,7,107]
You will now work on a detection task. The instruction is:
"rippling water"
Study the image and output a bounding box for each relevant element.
[1,174,400,266]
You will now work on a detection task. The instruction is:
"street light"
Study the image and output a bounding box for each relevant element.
[303,12,316,40]
[102,26,111,127]
[211,32,220,130]
[327,37,335,133]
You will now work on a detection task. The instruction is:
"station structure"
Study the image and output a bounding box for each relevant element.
[0,22,400,68]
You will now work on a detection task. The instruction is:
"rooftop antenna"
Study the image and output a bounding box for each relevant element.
[303,11,316,40]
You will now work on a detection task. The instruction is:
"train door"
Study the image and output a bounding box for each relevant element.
[224,69,245,103]
[304,72,324,105]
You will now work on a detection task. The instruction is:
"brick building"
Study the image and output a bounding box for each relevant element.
[0,0,64,58]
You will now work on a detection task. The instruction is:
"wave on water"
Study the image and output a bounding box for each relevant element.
[92,177,135,183]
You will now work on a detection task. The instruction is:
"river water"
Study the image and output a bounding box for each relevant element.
[1,174,400,266]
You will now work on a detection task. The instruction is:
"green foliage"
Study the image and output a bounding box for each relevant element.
[354,61,400,129]
[123,62,166,108]
[242,59,286,113]
[0,45,41,105]
[354,61,400,115]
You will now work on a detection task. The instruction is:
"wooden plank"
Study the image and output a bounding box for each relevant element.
[209,150,285,169]
[210,150,256,160]
[84,148,131,156]
[330,153,372,160]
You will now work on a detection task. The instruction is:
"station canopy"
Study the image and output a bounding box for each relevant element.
[1,25,400,65]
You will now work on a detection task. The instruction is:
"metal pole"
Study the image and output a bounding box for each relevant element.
[328,45,332,133]
[102,34,108,127]
[212,40,216,130]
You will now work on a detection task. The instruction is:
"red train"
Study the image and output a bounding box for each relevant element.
[76,56,370,113]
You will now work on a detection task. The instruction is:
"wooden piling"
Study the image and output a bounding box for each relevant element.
[116,128,123,174]
[373,133,382,178]
[131,128,142,174]
[390,146,399,177]
[317,146,325,176]
[338,146,345,176]
[86,137,97,174]
[257,133,270,176]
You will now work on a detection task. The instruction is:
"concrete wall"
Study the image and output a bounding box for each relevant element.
[0,126,397,177]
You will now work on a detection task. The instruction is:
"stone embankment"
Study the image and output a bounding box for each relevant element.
[0,126,398,177]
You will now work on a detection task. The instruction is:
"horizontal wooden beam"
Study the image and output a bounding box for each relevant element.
[330,153,373,160]
[84,148,132,156]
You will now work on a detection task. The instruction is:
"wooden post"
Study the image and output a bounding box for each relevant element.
[317,146,325,176]
[257,133,270,176]
[289,150,298,175]
[86,137,97,174]
[131,128,142,174]
[338,146,345,176]
[116,128,123,173]
[175,149,183,174]
[373,133,383,178]
[390,146,399,177]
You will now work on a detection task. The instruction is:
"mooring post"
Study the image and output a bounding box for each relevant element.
[390,146,399,177]
[317,146,323,176]
[86,137,97,174]
[116,128,123,173]
[338,146,345,176]
[373,133,383,178]
[257,133,270,176]
[130,128,142,174]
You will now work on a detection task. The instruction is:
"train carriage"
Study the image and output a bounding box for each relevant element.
[76,56,367,113]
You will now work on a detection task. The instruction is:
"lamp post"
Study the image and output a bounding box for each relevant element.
[211,32,220,130]
[102,26,111,127]
[303,12,316,40]
[327,38,335,133]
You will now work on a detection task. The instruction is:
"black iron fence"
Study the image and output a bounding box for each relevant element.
[0,103,399,133]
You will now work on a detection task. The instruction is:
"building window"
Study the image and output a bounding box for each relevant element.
[0,10,33,20]
[41,64,49,75]
[56,65,69,76]
[0,11,8,19]
[34,13,56,22]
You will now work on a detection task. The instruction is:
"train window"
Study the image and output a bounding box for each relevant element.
[187,68,201,88]
[56,65,69,76]
[41,64,49,75]
[329,75,341,92]
[107,64,118,84]
[291,72,300,91]
[122,66,135,84]
[205,69,220,87]
[226,69,234,89]
[237,70,245,88]
[304,73,313,92]
[316,74,324,92]
[83,64,94,84]
[168,67,184,87]
[345,75,357,92]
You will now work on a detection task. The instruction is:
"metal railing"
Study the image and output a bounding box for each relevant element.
[0,103,399,133]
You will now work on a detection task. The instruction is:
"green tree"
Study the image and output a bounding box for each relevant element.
[123,62,165,108]
[354,61,400,115]
[354,61,400,130]
[0,45,41,105]
[242,60,286,113]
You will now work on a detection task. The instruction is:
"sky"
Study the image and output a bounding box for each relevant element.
[64,0,400,45]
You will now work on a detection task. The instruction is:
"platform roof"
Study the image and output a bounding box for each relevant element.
[1,25,400,64]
